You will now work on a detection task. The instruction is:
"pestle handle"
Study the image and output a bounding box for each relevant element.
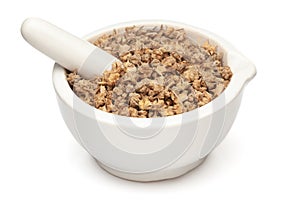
[21,18,117,79]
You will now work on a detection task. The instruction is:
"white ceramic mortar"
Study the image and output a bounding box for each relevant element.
[52,20,256,182]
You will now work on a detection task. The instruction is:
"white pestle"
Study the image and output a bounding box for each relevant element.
[21,18,119,79]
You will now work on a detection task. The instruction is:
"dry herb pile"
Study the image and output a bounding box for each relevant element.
[67,25,232,118]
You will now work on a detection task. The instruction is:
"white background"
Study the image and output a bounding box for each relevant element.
[1,0,299,199]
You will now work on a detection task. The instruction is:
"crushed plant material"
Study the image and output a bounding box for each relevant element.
[67,25,233,118]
